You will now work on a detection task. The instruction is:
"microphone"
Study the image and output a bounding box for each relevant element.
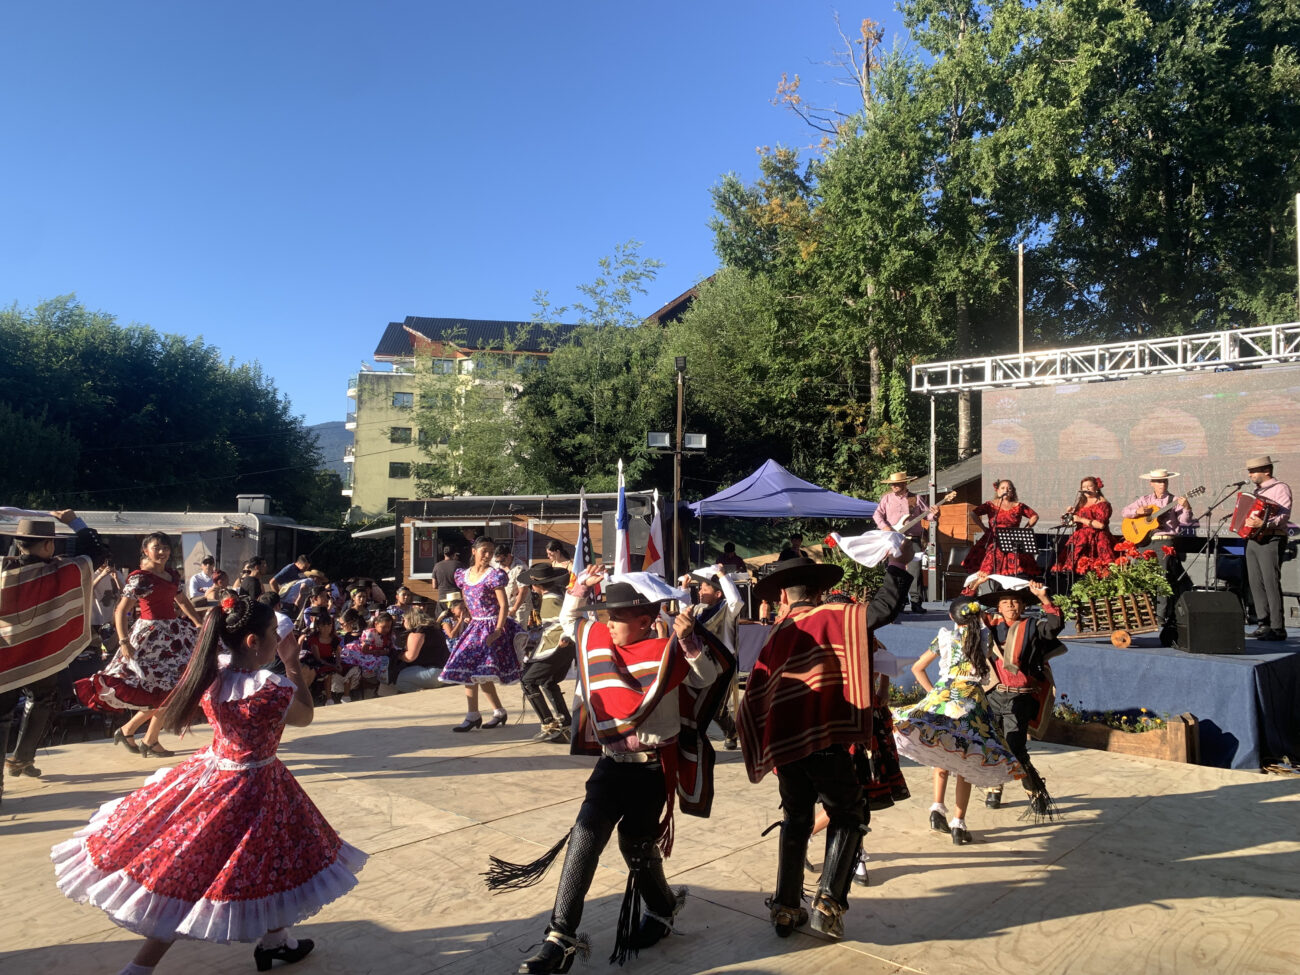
[1229,480,1247,488]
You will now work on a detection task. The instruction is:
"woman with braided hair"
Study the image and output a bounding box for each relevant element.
[53,591,365,975]
[892,596,1024,845]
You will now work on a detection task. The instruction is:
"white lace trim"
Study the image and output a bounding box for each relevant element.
[211,669,290,704]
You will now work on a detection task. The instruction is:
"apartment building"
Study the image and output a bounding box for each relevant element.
[343,316,575,517]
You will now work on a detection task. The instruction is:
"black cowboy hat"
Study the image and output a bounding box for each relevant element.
[517,564,569,587]
[9,518,58,541]
[976,584,1033,608]
[754,557,843,602]
[578,581,667,612]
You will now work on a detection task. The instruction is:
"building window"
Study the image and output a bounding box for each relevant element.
[389,462,412,479]
[390,426,412,444]
[392,391,414,408]
[431,359,455,374]
[457,359,475,375]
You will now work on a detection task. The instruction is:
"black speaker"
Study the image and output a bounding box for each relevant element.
[1175,591,1245,654]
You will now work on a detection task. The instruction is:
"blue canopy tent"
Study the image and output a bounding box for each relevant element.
[688,459,878,519]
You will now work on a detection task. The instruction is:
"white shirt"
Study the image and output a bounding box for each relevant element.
[187,570,215,600]
[688,565,745,655]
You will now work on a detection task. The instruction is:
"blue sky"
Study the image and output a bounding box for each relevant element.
[1,2,904,427]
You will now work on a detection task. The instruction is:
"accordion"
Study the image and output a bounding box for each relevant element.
[1229,491,1282,540]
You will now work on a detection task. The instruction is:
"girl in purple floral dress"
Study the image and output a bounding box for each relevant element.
[440,537,521,731]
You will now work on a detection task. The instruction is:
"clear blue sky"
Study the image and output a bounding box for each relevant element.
[1,2,904,427]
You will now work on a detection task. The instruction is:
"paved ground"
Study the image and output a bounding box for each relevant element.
[2,681,1298,975]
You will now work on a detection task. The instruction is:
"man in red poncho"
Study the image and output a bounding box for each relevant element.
[738,542,914,941]
[485,565,733,973]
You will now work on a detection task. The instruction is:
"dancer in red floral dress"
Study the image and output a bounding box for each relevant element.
[53,592,364,974]
[1055,476,1117,573]
[77,532,203,758]
[960,480,1041,577]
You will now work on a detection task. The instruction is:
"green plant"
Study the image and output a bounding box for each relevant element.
[824,544,885,602]
[1053,695,1168,733]
[1051,542,1173,616]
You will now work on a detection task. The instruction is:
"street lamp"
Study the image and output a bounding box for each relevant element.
[646,356,707,578]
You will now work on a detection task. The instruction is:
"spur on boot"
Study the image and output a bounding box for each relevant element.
[452,715,483,732]
[767,899,808,938]
[532,721,558,741]
[139,742,174,759]
[482,709,509,728]
[809,890,846,940]
[631,887,687,950]
[253,937,314,971]
[543,725,571,744]
[113,727,140,753]
[518,929,585,974]
[852,853,869,887]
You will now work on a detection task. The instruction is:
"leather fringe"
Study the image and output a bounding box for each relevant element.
[609,867,643,966]
[1019,787,1061,825]
[484,829,572,892]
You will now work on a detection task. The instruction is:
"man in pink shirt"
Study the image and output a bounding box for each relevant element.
[1244,455,1293,641]
[873,472,929,612]
[1120,468,1198,645]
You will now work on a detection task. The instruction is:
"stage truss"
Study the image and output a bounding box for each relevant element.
[912,322,1300,394]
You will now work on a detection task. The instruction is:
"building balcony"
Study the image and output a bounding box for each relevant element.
[345,412,357,430]
[343,445,355,464]
[347,374,358,398]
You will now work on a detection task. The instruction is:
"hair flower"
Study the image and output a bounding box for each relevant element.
[220,596,236,611]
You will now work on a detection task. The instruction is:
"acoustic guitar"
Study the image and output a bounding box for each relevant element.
[893,491,958,535]
[1120,486,1205,546]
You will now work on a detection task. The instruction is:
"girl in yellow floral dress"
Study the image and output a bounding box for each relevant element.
[892,597,1023,844]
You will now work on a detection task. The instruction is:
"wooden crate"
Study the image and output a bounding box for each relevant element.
[1073,593,1159,640]
[1043,712,1199,764]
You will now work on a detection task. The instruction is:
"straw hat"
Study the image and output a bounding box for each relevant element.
[1138,468,1180,480]
[1247,455,1275,471]
[881,471,913,486]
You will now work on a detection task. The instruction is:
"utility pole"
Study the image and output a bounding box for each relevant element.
[673,359,685,578]
[1018,242,1025,355]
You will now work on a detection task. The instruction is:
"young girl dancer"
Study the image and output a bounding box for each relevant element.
[53,591,365,974]
[892,596,1023,844]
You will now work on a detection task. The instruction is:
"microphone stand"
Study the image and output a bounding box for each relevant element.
[1197,483,1243,590]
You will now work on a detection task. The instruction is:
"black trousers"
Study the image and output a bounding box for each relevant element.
[521,645,574,726]
[986,689,1044,794]
[1137,538,1190,629]
[774,745,865,909]
[548,757,675,935]
[0,672,59,785]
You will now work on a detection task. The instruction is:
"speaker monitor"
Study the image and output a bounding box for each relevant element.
[1174,591,1245,654]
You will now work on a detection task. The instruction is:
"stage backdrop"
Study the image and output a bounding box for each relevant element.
[981,363,1300,526]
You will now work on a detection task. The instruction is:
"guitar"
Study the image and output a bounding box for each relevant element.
[893,491,957,535]
[1120,486,1205,546]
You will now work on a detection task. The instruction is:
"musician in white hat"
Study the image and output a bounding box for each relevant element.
[1244,455,1292,641]
[873,471,929,612]
[1120,469,1198,645]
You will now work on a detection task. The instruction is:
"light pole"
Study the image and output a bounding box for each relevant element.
[648,356,706,579]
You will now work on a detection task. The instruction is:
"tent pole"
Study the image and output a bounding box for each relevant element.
[929,395,938,603]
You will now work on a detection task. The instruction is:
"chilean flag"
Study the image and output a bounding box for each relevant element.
[613,459,631,574]
[642,488,665,578]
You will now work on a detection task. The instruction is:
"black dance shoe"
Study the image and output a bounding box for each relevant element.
[929,809,949,833]
[951,825,973,845]
[518,930,586,974]
[254,937,314,971]
[452,715,483,732]
[482,710,509,728]
[113,727,140,753]
[985,789,1002,809]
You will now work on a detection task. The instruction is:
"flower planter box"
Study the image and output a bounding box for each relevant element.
[1072,593,1160,646]
[1043,712,1198,764]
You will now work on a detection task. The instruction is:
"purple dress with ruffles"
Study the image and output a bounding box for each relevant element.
[438,567,522,685]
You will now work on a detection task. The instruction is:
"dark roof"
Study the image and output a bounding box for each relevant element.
[645,275,714,326]
[374,316,580,358]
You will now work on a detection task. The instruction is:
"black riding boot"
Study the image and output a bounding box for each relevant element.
[544,680,572,726]
[522,681,555,726]
[769,822,811,937]
[811,822,864,940]
[519,811,612,972]
[617,833,681,951]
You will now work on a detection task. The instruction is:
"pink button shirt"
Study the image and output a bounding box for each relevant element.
[1253,478,1293,527]
[1120,494,1198,533]
[874,491,929,538]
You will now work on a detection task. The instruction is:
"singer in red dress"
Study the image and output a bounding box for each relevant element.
[960,480,1040,577]
[1056,476,1117,573]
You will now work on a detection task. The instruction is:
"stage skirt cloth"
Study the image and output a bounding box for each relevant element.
[960,502,1040,577]
[892,677,1024,788]
[52,672,366,943]
[439,567,522,685]
[76,617,197,712]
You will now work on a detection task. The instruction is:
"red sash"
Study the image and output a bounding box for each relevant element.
[0,556,92,693]
[737,602,872,783]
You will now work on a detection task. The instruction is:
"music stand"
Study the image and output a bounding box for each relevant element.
[995,527,1038,555]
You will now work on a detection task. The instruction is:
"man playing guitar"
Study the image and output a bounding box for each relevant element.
[1243,455,1293,641]
[1120,468,1199,646]
[874,471,929,612]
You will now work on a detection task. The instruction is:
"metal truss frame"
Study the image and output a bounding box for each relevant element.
[911,322,1300,394]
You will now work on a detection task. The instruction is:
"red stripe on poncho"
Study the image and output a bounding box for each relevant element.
[736,602,872,783]
[0,556,93,693]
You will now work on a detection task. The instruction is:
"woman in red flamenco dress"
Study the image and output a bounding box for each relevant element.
[960,479,1041,578]
[1055,475,1117,574]
[53,592,364,974]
